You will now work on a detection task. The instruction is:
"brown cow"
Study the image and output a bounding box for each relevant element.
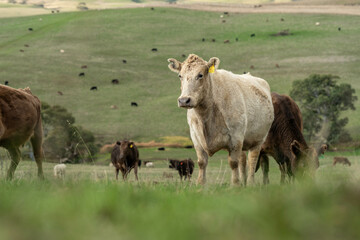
[0,85,44,180]
[169,158,194,180]
[256,93,326,184]
[111,140,140,180]
[333,157,351,166]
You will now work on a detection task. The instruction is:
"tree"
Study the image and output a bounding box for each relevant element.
[290,74,357,144]
[41,103,98,162]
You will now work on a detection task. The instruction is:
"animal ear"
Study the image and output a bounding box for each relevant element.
[129,142,134,148]
[207,57,220,73]
[116,141,121,145]
[167,58,182,73]
[290,140,301,156]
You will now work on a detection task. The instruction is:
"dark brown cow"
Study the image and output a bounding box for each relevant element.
[111,140,140,180]
[169,159,194,180]
[256,93,326,184]
[0,85,44,180]
[333,157,351,166]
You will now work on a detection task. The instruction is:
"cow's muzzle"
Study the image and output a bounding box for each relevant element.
[178,97,192,108]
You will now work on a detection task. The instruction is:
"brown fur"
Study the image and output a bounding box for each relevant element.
[0,85,44,180]
[111,140,140,180]
[256,93,326,184]
[333,157,351,166]
[169,159,194,180]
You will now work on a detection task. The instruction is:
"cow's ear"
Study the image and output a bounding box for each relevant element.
[207,57,220,72]
[290,140,301,156]
[168,58,182,73]
[129,142,134,149]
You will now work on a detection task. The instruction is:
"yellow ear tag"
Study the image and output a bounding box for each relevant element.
[209,65,215,73]
[130,144,133,148]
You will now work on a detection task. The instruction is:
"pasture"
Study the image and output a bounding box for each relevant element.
[0,7,359,142]
[1,4,360,240]
[0,148,360,240]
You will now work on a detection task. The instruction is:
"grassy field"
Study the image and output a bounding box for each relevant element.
[0,8,359,144]
[0,149,360,240]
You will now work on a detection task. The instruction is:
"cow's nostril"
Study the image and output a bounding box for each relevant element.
[185,98,191,104]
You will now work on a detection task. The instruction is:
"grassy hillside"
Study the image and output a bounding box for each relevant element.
[0,8,359,143]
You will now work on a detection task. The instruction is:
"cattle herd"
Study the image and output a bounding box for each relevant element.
[0,54,352,184]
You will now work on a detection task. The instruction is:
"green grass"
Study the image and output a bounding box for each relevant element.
[0,151,360,240]
[0,8,359,143]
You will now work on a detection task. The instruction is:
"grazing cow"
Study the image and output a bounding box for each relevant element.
[28,28,33,31]
[123,59,127,64]
[235,37,239,42]
[79,72,85,77]
[250,65,255,69]
[111,141,140,180]
[250,33,255,37]
[4,81,9,85]
[20,49,24,52]
[131,102,138,107]
[24,44,29,47]
[57,91,63,96]
[256,93,327,184]
[158,147,165,151]
[224,40,230,43]
[151,48,158,52]
[110,105,118,109]
[0,85,44,179]
[333,157,351,166]
[90,86,97,91]
[281,18,285,21]
[211,39,216,42]
[169,159,195,180]
[81,65,87,69]
[222,20,226,23]
[182,54,186,58]
[202,38,205,42]
[338,27,341,31]
[167,54,274,185]
[275,64,280,68]
[111,79,119,84]
[54,164,66,178]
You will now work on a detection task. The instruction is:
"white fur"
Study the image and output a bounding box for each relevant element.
[54,164,66,178]
[146,162,154,168]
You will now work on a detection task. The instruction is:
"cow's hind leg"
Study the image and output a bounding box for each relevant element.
[247,146,261,186]
[6,146,21,180]
[260,154,270,185]
[30,127,44,179]
[196,148,208,185]
[228,146,244,186]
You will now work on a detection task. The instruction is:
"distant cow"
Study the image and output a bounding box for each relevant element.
[111,79,119,84]
[79,72,85,77]
[4,81,9,85]
[158,147,165,151]
[145,162,154,168]
[202,38,205,42]
[168,54,274,185]
[0,85,44,180]
[111,141,140,180]
[110,105,118,109]
[333,157,351,166]
[24,44,29,47]
[224,40,230,43]
[54,164,66,178]
[28,28,33,31]
[250,33,255,37]
[151,48,158,52]
[90,86,97,91]
[211,39,216,42]
[123,59,127,64]
[256,93,327,184]
[169,159,194,180]
[131,102,138,107]
[57,91,63,96]
[81,65,87,69]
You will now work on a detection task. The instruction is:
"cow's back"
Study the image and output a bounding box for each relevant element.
[0,85,41,144]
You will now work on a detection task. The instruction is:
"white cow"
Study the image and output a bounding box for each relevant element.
[54,164,66,178]
[168,54,274,186]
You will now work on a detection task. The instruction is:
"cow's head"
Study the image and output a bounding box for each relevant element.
[168,54,220,108]
[118,140,135,161]
[290,141,327,179]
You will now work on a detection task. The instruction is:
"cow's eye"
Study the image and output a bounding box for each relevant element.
[178,74,182,78]
[196,73,203,80]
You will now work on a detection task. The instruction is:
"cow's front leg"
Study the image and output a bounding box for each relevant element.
[228,146,246,186]
[247,146,261,186]
[195,147,208,185]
